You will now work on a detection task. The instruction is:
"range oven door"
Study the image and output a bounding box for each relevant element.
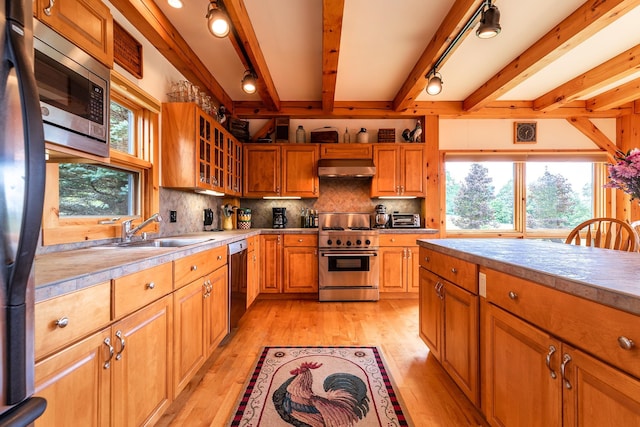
[318,250,379,301]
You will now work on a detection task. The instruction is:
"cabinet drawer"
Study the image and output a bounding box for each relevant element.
[483,267,640,379]
[380,234,428,247]
[174,246,227,289]
[35,281,111,360]
[283,234,318,247]
[113,263,173,318]
[419,247,477,293]
[320,144,372,159]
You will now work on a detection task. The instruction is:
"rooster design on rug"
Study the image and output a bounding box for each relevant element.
[272,362,370,427]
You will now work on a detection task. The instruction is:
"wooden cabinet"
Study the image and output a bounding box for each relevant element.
[247,235,260,307]
[378,234,426,294]
[260,234,283,293]
[225,134,243,196]
[371,144,426,197]
[34,0,113,67]
[204,266,228,355]
[320,143,372,159]
[112,262,173,319]
[419,248,479,406]
[162,103,225,194]
[283,234,318,293]
[243,144,319,198]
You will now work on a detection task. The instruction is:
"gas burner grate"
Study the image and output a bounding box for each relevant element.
[322,226,345,231]
[348,227,373,231]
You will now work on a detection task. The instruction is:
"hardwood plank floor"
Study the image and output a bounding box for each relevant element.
[155,299,489,427]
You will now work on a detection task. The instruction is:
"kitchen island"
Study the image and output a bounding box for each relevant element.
[417,238,640,427]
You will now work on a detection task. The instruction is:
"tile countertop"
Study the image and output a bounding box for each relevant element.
[35,227,438,302]
[417,238,640,316]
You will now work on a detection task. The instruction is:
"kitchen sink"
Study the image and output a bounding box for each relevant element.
[94,237,215,249]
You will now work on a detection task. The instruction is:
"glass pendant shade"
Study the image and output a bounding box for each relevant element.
[476,5,501,39]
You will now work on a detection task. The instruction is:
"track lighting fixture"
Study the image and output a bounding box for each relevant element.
[426,70,443,96]
[206,0,230,38]
[476,1,501,39]
[242,70,257,94]
[168,0,183,8]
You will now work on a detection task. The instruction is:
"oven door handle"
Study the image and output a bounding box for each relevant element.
[321,252,378,257]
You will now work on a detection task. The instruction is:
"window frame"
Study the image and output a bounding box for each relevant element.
[443,151,609,239]
[42,71,160,246]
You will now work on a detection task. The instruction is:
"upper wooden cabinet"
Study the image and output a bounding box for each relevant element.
[34,0,114,67]
[225,135,242,196]
[243,144,319,198]
[371,144,426,197]
[320,143,372,159]
[162,103,226,194]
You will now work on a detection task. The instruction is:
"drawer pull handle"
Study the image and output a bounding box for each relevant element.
[217,255,223,260]
[43,0,55,16]
[298,239,303,242]
[115,330,126,361]
[451,267,457,274]
[146,282,155,290]
[508,291,518,300]
[191,265,198,271]
[617,336,635,350]
[103,338,114,369]
[424,256,430,262]
[560,353,572,389]
[55,317,69,328]
[545,345,557,379]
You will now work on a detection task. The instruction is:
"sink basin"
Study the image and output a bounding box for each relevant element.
[95,237,215,249]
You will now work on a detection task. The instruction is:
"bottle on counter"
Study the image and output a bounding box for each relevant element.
[296,125,306,143]
[356,128,369,143]
[343,127,350,143]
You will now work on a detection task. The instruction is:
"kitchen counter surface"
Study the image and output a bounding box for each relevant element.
[417,238,640,316]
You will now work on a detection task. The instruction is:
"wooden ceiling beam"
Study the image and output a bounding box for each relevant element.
[223,0,280,111]
[109,0,232,108]
[535,43,640,111]
[321,0,345,114]
[566,117,617,160]
[586,76,640,111]
[392,0,483,112]
[463,0,640,112]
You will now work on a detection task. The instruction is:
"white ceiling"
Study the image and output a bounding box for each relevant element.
[149,0,640,111]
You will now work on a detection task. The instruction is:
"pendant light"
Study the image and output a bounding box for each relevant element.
[242,70,257,94]
[206,0,230,38]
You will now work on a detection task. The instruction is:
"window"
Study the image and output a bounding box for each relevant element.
[445,156,607,239]
[43,71,160,246]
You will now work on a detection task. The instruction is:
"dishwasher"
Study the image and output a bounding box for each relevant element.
[228,239,248,329]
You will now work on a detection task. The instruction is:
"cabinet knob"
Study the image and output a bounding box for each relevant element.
[55,317,69,328]
[191,265,198,271]
[298,238,303,242]
[508,291,518,300]
[146,282,155,290]
[618,336,635,350]
[391,238,395,242]
[424,256,430,262]
[450,267,458,274]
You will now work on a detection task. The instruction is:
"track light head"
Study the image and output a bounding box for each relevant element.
[207,1,230,38]
[476,3,501,39]
[168,0,183,8]
[242,70,257,94]
[426,71,443,95]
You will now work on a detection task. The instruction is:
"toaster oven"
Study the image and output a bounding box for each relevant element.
[390,213,420,228]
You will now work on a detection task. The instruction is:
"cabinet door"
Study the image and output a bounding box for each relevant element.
[243,145,280,197]
[407,246,420,293]
[112,295,173,427]
[483,303,562,427]
[260,235,282,293]
[281,145,319,197]
[198,112,224,193]
[34,0,113,67]
[442,281,480,406]
[173,280,206,397]
[379,246,406,292]
[419,268,443,361]
[205,266,229,355]
[34,328,111,427]
[225,134,242,196]
[371,146,400,197]
[210,120,226,193]
[401,146,426,196]
[283,246,318,293]
[562,344,640,427]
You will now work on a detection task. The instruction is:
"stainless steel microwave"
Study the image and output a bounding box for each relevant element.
[33,20,110,157]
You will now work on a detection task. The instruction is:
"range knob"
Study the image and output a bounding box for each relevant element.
[336,239,342,246]
[356,239,362,245]
[365,239,371,245]
[346,241,352,246]
[327,239,333,245]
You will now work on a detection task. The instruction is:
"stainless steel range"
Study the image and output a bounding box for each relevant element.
[318,212,380,302]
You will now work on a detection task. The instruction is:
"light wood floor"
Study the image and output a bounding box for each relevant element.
[155,299,489,427]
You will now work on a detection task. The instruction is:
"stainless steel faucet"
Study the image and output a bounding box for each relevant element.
[121,213,163,242]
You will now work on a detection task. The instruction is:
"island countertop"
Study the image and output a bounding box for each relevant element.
[417,238,640,316]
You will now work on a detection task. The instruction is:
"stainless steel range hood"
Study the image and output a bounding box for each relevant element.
[317,158,376,178]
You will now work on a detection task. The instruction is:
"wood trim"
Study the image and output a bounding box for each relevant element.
[463,0,640,112]
[424,115,442,234]
[321,0,345,113]
[586,76,640,112]
[565,117,616,161]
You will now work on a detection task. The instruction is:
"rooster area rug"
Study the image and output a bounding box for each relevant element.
[228,346,413,427]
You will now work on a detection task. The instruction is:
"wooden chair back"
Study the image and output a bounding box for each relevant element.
[565,218,640,252]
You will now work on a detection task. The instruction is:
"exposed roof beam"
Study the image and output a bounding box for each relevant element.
[464,0,640,112]
[535,44,640,111]
[109,0,232,108]
[566,117,617,160]
[321,0,345,113]
[586,76,640,111]
[223,0,280,111]
[392,0,483,112]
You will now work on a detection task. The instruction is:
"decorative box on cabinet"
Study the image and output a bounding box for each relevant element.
[372,144,425,197]
[162,102,225,194]
[283,234,318,293]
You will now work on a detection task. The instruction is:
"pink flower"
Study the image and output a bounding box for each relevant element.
[606,148,640,200]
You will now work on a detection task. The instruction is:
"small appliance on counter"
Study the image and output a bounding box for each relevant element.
[374,204,389,228]
[390,213,421,228]
[203,208,214,230]
[272,207,288,228]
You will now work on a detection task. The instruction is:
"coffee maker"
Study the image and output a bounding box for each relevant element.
[374,204,389,228]
[272,207,288,228]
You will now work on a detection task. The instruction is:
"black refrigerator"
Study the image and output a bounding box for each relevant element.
[1,0,47,424]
